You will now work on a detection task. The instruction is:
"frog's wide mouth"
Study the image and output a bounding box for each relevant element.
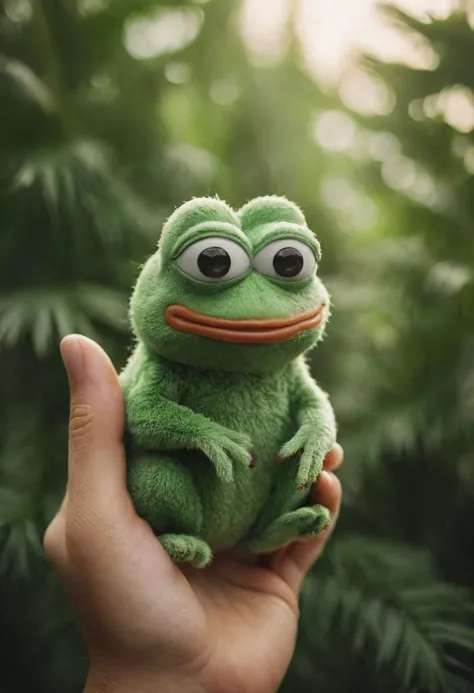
[165,304,326,344]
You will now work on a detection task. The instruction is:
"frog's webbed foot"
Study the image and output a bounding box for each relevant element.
[160,534,212,568]
[247,506,330,555]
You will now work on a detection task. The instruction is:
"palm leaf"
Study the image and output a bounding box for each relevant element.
[301,538,474,692]
[0,285,128,355]
[4,140,152,256]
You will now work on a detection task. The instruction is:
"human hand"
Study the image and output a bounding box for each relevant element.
[44,335,343,693]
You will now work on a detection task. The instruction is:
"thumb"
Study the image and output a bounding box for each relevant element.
[61,335,129,514]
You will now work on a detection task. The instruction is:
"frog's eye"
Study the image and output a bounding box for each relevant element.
[253,239,317,281]
[176,237,251,283]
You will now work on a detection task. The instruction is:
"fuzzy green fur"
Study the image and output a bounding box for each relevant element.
[120,196,337,567]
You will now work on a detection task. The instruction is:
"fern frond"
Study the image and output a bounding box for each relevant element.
[0,519,43,575]
[302,538,474,693]
[4,140,151,257]
[0,285,127,354]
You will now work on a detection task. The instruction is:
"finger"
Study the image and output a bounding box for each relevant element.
[323,443,344,472]
[52,488,69,520]
[308,445,327,484]
[296,445,318,490]
[201,442,233,483]
[224,439,253,469]
[43,509,68,576]
[271,471,342,593]
[279,430,305,460]
[61,335,131,519]
[311,469,341,512]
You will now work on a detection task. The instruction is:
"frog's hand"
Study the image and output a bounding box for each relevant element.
[279,427,308,462]
[279,424,328,490]
[197,422,253,483]
[120,345,252,482]
[127,395,252,483]
[279,359,337,490]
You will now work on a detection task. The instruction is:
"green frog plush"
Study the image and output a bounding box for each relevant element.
[119,195,337,567]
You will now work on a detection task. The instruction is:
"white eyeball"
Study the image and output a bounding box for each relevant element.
[176,236,251,283]
[253,239,317,281]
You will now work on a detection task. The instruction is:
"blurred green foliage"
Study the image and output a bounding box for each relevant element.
[1,1,474,691]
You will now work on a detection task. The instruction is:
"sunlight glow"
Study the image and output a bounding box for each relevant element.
[239,0,290,66]
[210,80,240,106]
[297,0,440,84]
[241,0,448,88]
[391,0,457,22]
[419,87,474,133]
[124,9,203,60]
[4,0,32,22]
[339,68,395,116]
[368,132,401,162]
[382,157,417,191]
[380,153,439,206]
[463,146,474,174]
[89,72,118,103]
[165,62,191,85]
[437,87,474,133]
[78,0,109,15]
[320,175,379,230]
[313,111,357,152]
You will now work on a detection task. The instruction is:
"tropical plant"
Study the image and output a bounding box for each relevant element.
[0,1,473,692]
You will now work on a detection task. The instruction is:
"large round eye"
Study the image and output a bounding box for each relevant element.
[176,237,251,283]
[253,239,317,281]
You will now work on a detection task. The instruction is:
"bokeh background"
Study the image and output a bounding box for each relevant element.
[1,0,474,691]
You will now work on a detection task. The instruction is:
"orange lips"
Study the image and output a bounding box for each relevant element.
[165,304,326,344]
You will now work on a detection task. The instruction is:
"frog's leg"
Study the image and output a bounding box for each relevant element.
[129,454,212,568]
[247,506,329,554]
[245,457,329,555]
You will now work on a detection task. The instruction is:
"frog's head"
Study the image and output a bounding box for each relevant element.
[130,196,330,373]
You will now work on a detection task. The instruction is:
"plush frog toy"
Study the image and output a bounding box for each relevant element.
[119,195,337,567]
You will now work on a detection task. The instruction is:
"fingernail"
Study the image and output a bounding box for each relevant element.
[277,454,287,463]
[249,453,257,468]
[60,336,84,383]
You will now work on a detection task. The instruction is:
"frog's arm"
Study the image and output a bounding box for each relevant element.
[119,343,252,482]
[279,357,337,490]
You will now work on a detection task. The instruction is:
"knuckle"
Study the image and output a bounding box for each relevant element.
[69,403,95,445]
[43,522,57,555]
[43,518,64,564]
[64,524,88,558]
[65,509,101,558]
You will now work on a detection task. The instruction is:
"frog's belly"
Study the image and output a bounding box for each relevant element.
[180,395,293,550]
[196,458,283,550]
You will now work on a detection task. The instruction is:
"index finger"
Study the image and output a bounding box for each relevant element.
[323,442,344,472]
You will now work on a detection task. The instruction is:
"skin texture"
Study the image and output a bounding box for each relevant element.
[43,336,343,693]
[120,196,337,566]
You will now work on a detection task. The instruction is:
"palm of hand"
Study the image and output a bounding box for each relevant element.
[169,554,299,693]
[89,513,299,693]
[49,457,341,693]
[111,474,340,693]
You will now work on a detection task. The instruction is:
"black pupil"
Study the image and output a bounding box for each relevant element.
[273,247,304,278]
[197,247,231,278]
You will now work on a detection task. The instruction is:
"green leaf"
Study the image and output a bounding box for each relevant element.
[0,285,127,354]
[303,538,474,693]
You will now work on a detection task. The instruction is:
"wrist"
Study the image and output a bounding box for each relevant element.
[85,667,207,693]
